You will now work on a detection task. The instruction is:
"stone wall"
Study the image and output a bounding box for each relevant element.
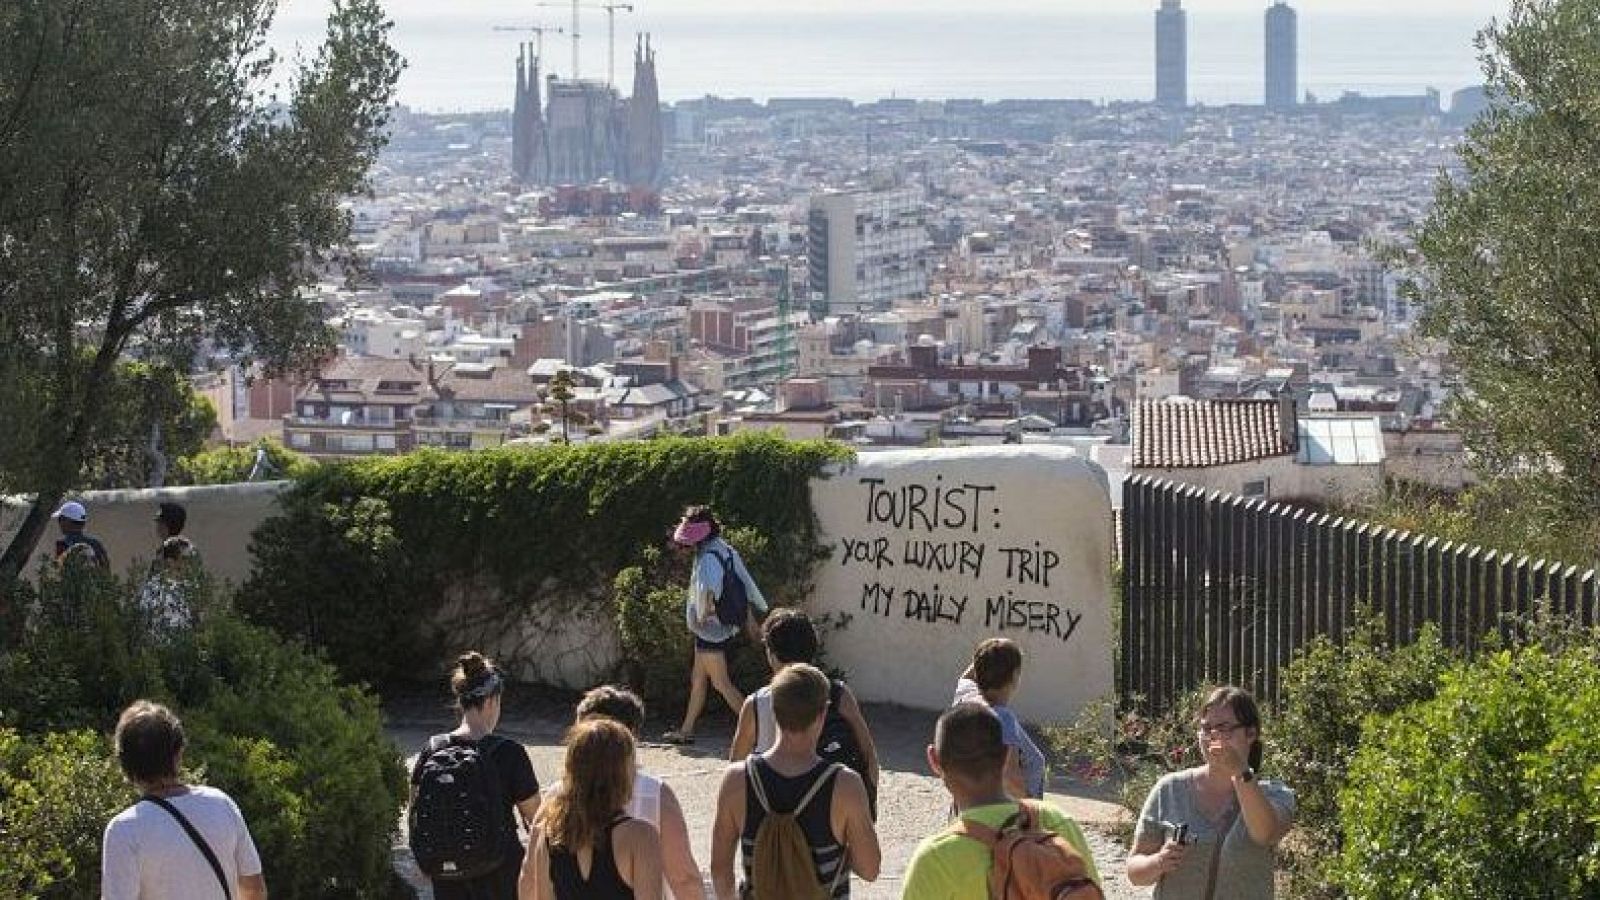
[810,447,1114,724]
[0,482,291,584]
[3,446,1118,723]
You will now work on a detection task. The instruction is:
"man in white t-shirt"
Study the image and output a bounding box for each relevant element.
[101,700,266,900]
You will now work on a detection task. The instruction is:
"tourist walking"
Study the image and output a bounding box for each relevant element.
[519,718,663,900]
[101,700,267,900]
[52,500,109,568]
[710,663,879,900]
[574,685,707,899]
[1125,686,1295,899]
[900,702,1102,899]
[410,652,542,900]
[951,638,1045,799]
[663,505,767,745]
[729,609,880,818]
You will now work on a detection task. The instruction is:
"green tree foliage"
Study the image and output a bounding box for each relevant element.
[176,438,317,486]
[1335,643,1600,898]
[1274,620,1459,899]
[1404,0,1600,520]
[240,434,850,686]
[0,568,408,899]
[0,0,403,583]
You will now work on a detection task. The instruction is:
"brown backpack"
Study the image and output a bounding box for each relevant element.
[745,758,848,900]
[948,801,1104,900]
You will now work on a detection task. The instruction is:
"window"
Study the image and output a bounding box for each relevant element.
[1242,479,1270,499]
[448,433,473,449]
[375,434,397,451]
[288,432,311,449]
[336,434,373,453]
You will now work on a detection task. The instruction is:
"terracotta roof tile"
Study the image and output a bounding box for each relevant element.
[1131,399,1293,468]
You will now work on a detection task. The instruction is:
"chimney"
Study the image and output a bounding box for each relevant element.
[1277,388,1298,452]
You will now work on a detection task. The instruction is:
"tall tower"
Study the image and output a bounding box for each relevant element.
[511,44,548,183]
[624,34,664,189]
[1265,2,1298,112]
[1155,0,1188,110]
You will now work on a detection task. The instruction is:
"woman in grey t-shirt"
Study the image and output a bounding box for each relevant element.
[1126,686,1295,899]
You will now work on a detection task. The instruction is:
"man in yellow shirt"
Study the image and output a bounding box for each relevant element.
[901,702,1101,899]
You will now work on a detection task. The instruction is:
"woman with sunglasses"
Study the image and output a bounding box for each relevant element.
[1125,686,1295,899]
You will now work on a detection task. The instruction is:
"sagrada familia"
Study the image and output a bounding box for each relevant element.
[511,35,664,189]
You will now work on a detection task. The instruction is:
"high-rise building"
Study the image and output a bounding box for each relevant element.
[1265,2,1298,113]
[808,187,931,315]
[1155,0,1187,110]
[623,36,664,189]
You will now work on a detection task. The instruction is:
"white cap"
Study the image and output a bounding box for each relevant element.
[52,501,88,522]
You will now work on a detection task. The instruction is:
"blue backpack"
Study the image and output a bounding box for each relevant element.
[709,546,750,628]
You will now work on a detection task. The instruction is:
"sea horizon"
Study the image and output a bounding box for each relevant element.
[272,10,1496,113]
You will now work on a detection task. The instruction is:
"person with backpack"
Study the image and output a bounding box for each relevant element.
[729,609,880,819]
[101,700,267,900]
[1125,686,1295,899]
[952,637,1046,800]
[900,702,1103,900]
[573,686,707,900]
[519,719,663,900]
[710,663,880,900]
[410,652,542,900]
[663,505,768,746]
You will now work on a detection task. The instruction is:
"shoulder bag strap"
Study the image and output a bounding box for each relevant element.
[1202,810,1239,900]
[142,795,232,900]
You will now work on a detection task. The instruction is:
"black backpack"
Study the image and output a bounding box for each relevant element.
[709,546,750,629]
[408,734,512,880]
[817,680,876,816]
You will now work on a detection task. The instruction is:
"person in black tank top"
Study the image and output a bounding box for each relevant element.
[519,720,663,900]
[710,664,882,900]
[548,816,636,900]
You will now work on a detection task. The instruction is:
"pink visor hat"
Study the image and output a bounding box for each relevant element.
[673,520,714,546]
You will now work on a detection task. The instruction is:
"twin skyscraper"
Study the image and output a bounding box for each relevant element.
[1157,1,1299,111]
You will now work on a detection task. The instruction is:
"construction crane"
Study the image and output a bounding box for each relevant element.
[532,1,635,88]
[490,24,564,65]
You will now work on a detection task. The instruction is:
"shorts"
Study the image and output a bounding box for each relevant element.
[694,633,736,654]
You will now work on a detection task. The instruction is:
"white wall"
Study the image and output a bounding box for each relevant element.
[809,447,1114,724]
[1140,456,1383,506]
[0,482,291,585]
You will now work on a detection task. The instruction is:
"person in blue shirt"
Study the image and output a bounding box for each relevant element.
[53,500,109,569]
[662,506,767,745]
[951,638,1046,800]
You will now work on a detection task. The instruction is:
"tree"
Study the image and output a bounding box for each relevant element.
[0,0,403,583]
[1403,0,1600,522]
[548,369,576,443]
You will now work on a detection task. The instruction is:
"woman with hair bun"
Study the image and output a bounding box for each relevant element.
[409,652,542,900]
[1126,686,1296,899]
[519,719,663,900]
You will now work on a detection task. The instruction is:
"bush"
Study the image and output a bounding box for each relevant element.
[0,567,408,899]
[0,728,133,899]
[1274,619,1458,898]
[1335,643,1600,899]
[176,438,316,485]
[240,434,849,688]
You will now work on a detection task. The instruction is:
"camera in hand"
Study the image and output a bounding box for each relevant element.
[1161,820,1191,845]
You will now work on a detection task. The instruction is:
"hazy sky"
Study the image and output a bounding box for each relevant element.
[278,0,1514,25]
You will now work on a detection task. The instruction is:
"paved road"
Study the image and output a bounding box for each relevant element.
[388,697,1151,900]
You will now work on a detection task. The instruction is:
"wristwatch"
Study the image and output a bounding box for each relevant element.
[1237,767,1257,783]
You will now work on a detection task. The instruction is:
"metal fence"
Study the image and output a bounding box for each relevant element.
[1120,475,1600,712]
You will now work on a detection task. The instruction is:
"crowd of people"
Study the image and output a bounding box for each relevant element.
[95,503,1296,899]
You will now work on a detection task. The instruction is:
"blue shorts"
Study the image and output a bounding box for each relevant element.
[694,633,736,654]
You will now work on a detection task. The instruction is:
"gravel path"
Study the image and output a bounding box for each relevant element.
[387,696,1150,900]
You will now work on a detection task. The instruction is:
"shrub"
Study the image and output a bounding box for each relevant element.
[1335,643,1600,899]
[1274,619,1458,898]
[240,434,849,688]
[176,438,317,485]
[0,728,133,899]
[0,567,408,899]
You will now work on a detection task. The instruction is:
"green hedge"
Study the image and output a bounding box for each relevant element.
[239,434,851,687]
[0,567,408,899]
[1335,642,1600,899]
